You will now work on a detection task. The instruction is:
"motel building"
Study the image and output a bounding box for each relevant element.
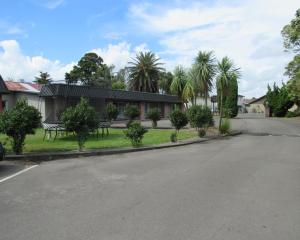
[0,75,182,123]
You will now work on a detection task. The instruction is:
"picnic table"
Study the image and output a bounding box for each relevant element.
[97,121,111,138]
[42,122,66,140]
[42,121,111,140]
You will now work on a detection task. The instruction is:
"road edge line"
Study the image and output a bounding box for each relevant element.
[0,165,38,184]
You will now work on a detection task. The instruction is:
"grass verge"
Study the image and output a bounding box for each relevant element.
[0,128,197,154]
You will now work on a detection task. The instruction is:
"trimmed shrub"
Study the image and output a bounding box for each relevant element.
[124,121,148,147]
[146,108,161,128]
[187,105,214,129]
[169,108,188,133]
[124,104,140,126]
[219,118,231,135]
[61,98,99,151]
[105,102,119,123]
[0,100,41,154]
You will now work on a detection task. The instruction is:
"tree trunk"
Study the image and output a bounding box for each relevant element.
[205,92,208,106]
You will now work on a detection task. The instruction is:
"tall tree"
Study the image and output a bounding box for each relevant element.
[223,75,238,118]
[65,52,112,88]
[34,72,52,84]
[194,51,217,106]
[286,74,300,106]
[128,52,164,93]
[158,71,173,94]
[112,68,128,90]
[282,9,300,106]
[284,55,300,105]
[183,66,198,106]
[266,83,294,117]
[216,57,240,130]
[281,9,300,53]
[170,66,188,105]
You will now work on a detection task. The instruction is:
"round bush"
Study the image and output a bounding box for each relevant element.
[124,121,148,147]
[146,108,161,128]
[0,100,41,154]
[105,102,119,123]
[124,104,140,126]
[61,98,99,151]
[187,105,213,129]
[169,108,188,132]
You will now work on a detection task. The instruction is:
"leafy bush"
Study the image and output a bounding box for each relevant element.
[169,108,188,133]
[187,105,213,129]
[0,100,41,154]
[124,104,140,126]
[61,98,99,151]
[124,121,148,146]
[170,132,177,142]
[146,108,161,128]
[266,83,294,117]
[105,102,119,123]
[286,108,300,118]
[219,118,231,135]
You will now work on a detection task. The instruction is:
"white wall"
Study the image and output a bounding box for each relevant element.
[188,97,212,107]
[2,92,46,121]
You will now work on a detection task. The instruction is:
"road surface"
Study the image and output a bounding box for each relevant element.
[0,115,299,240]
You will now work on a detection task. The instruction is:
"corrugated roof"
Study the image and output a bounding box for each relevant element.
[5,81,42,94]
[40,84,181,103]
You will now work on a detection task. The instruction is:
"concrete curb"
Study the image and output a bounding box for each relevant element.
[5,131,242,162]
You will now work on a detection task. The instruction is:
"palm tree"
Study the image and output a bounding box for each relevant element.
[34,72,52,84]
[216,57,240,131]
[183,79,196,105]
[194,51,216,106]
[158,71,173,94]
[128,52,164,93]
[183,66,198,106]
[170,66,188,106]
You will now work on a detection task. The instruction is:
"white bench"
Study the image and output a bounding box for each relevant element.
[42,122,66,140]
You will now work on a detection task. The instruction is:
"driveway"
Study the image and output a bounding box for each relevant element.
[231,113,300,136]
[0,114,299,240]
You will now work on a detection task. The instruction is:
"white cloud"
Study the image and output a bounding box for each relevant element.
[90,42,149,71]
[0,40,149,81]
[129,0,298,97]
[0,20,24,35]
[0,40,75,81]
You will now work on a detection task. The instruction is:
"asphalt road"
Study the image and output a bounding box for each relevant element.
[0,115,299,240]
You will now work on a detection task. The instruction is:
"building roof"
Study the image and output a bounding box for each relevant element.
[248,95,266,104]
[4,81,42,94]
[0,75,9,94]
[40,84,182,103]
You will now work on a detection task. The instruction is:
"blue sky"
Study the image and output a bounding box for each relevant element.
[0,0,299,97]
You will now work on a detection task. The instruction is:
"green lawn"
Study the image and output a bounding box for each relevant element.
[0,128,197,154]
